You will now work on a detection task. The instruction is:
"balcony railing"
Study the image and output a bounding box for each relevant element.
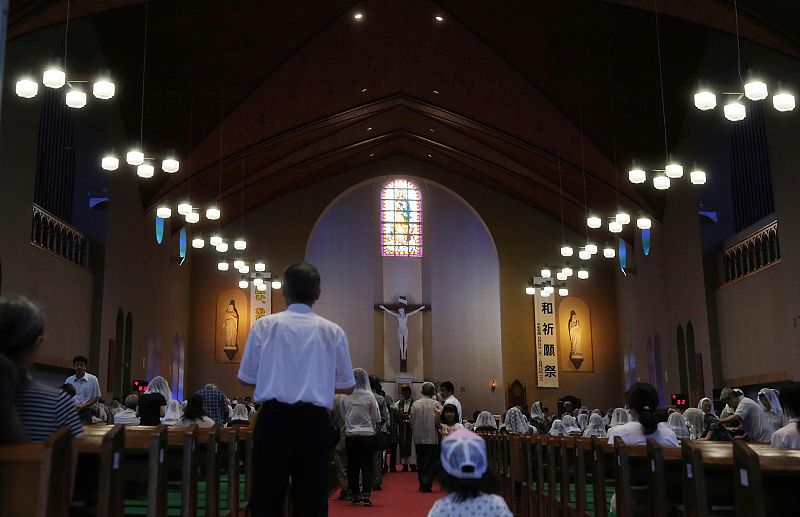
[31,204,89,269]
[721,220,779,285]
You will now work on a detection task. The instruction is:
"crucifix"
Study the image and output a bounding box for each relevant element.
[375,296,430,372]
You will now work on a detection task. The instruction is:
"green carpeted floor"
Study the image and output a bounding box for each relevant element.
[123,475,247,516]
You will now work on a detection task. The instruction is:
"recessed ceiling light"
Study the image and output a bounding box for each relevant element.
[366,127,372,131]
[361,88,367,93]
[370,153,375,157]
[433,90,439,94]
[435,16,444,22]
[354,13,363,20]
[427,154,432,158]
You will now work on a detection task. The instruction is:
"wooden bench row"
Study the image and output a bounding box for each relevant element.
[481,432,800,517]
[0,424,254,517]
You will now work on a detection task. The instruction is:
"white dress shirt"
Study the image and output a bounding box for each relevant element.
[65,372,101,406]
[771,419,800,449]
[113,409,140,425]
[734,397,774,442]
[607,421,679,447]
[238,304,356,409]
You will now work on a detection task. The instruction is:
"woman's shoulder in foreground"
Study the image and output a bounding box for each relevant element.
[428,493,511,517]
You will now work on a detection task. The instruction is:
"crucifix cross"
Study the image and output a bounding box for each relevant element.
[374,297,430,372]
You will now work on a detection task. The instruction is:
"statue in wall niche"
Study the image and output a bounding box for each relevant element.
[568,310,584,370]
[223,299,239,360]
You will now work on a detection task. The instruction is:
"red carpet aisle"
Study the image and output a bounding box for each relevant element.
[329,471,442,517]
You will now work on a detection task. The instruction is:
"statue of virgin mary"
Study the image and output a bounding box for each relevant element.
[223,299,239,360]
[568,310,584,369]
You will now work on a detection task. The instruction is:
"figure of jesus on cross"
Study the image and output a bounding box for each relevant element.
[376,296,429,372]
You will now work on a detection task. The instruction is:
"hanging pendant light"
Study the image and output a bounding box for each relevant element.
[253,277,264,286]
[206,207,221,220]
[665,161,684,179]
[603,245,616,258]
[579,249,591,260]
[216,242,229,253]
[156,205,171,219]
[177,202,193,216]
[609,221,623,233]
[558,287,569,297]
[239,279,249,289]
[271,277,282,290]
[628,168,646,184]
[615,212,631,225]
[233,259,245,270]
[578,268,589,280]
[723,101,746,121]
[239,265,250,274]
[92,79,116,100]
[257,283,267,292]
[562,266,573,277]
[126,150,145,166]
[209,235,222,247]
[773,92,795,112]
[652,174,670,190]
[556,271,567,281]
[234,238,247,251]
[15,78,38,98]
[587,215,602,229]
[525,286,536,296]
[560,245,574,257]
[185,211,200,224]
[136,163,154,178]
[65,88,87,108]
[744,80,768,101]
[42,68,66,89]
[540,288,551,298]
[101,155,119,171]
[541,268,551,279]
[693,90,716,110]
[254,262,266,272]
[217,261,229,271]
[585,243,598,255]
[636,216,652,230]
[161,158,180,173]
[690,169,707,185]
[191,237,204,248]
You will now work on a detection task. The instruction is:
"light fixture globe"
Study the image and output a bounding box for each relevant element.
[217,261,229,271]
[579,249,591,260]
[540,289,551,298]
[136,163,155,178]
[556,271,567,281]
[609,221,623,233]
[560,245,574,257]
[161,158,180,173]
[253,278,264,286]
[587,215,602,229]
[578,269,589,280]
[636,216,652,230]
[177,202,192,216]
[65,89,87,109]
[15,79,38,98]
[254,262,266,272]
[156,206,172,218]
[693,90,716,110]
[773,92,795,112]
[216,242,229,253]
[724,101,746,121]
[525,286,535,296]
[92,80,115,100]
[185,211,200,224]
[558,287,569,297]
[603,246,616,259]
[42,68,65,89]
[101,155,119,171]
[209,235,222,247]
[234,239,247,251]
[257,283,267,292]
[206,207,221,220]
[690,169,707,185]
[615,212,631,225]
[665,162,684,179]
[585,243,598,255]
[541,268,551,279]
[562,266,573,277]
[629,168,646,184]
[744,81,768,101]
[126,150,145,166]
[233,259,245,269]
[191,237,204,248]
[271,279,282,290]
[239,265,250,274]
[653,175,670,190]
[239,280,249,289]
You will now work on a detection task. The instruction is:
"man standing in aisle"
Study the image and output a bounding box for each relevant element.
[238,262,356,516]
[65,355,101,424]
[410,382,442,492]
[439,381,462,422]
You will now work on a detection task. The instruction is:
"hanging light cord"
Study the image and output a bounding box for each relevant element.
[139,0,150,146]
[733,0,744,87]
[186,70,194,203]
[579,104,589,241]
[240,150,245,237]
[606,10,620,212]
[557,128,565,244]
[654,0,669,163]
[217,85,224,233]
[63,0,71,77]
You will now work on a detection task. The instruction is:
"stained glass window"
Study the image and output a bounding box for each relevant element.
[380,179,423,257]
[619,239,628,272]
[155,216,164,245]
[642,229,651,256]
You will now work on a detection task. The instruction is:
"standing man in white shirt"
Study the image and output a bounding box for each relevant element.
[65,355,101,424]
[439,381,462,422]
[238,262,356,516]
[718,387,774,442]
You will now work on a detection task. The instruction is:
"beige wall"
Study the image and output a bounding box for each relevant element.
[187,156,623,410]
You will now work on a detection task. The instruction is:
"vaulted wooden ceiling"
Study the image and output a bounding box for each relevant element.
[9,0,800,236]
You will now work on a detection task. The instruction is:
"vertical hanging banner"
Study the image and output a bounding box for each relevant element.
[533,291,559,388]
[250,284,272,326]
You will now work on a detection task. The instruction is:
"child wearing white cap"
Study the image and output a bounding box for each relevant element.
[427,429,512,516]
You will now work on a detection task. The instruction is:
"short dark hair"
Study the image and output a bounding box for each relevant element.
[282,262,321,305]
[73,355,88,365]
[368,375,382,392]
[401,386,412,394]
[440,381,454,393]
[184,394,206,420]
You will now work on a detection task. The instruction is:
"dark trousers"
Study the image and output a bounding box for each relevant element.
[345,435,374,499]
[387,441,398,470]
[250,401,333,517]
[415,443,440,490]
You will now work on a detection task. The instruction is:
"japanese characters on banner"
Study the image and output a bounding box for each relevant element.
[250,284,272,326]
[533,291,559,388]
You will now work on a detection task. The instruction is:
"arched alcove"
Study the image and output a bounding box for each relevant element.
[676,325,688,394]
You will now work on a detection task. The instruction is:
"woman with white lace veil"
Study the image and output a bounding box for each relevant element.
[667,412,690,438]
[562,414,581,434]
[682,408,705,439]
[583,413,607,437]
[608,407,629,428]
[549,419,568,436]
[161,399,183,426]
[504,407,533,435]
[474,411,497,432]
[759,388,788,431]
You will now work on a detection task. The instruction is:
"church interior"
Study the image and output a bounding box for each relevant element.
[2,0,800,515]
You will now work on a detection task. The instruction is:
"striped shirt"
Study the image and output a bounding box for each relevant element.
[17,382,84,442]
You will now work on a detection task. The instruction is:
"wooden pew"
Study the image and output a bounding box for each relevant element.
[508,435,527,516]
[533,435,549,517]
[645,439,682,517]
[241,427,254,507]
[613,437,682,517]
[196,427,220,517]
[590,436,615,517]
[546,436,561,516]
[733,439,800,517]
[74,424,125,517]
[0,427,73,517]
[217,426,240,517]
[165,426,198,517]
[123,426,168,517]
